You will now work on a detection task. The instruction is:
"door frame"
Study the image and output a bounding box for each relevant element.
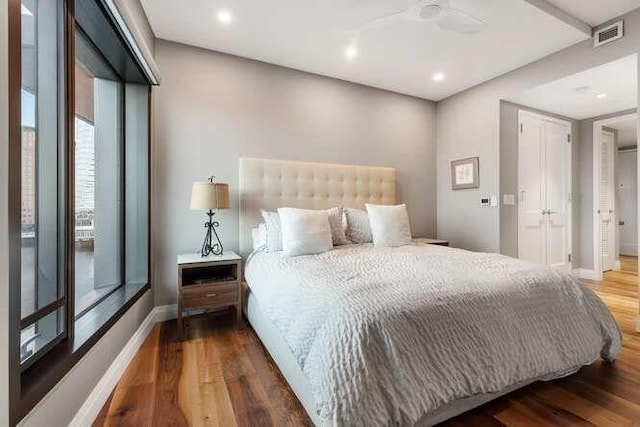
[518,110,573,270]
[592,112,638,280]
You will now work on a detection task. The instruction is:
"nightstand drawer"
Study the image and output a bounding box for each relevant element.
[182,283,238,310]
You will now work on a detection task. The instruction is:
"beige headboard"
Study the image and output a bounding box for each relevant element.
[239,157,396,256]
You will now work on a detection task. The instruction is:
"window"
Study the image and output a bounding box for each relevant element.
[19,0,66,367]
[74,30,124,317]
[10,0,153,421]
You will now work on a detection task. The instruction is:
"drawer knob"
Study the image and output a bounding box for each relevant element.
[206,293,217,298]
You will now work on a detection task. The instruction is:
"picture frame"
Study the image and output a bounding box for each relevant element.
[451,157,479,190]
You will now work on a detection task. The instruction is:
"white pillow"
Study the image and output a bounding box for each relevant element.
[251,223,267,251]
[326,206,350,246]
[278,208,333,257]
[260,210,282,252]
[344,208,373,244]
[365,204,412,247]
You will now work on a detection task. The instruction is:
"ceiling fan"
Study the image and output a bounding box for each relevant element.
[349,0,487,35]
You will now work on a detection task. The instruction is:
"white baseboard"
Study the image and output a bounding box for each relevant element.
[620,243,638,257]
[572,269,602,281]
[154,303,178,322]
[69,304,177,426]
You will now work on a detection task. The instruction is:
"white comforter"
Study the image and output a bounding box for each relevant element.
[245,243,621,426]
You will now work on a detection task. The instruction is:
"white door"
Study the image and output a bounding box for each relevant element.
[600,130,616,271]
[518,115,545,265]
[518,112,572,271]
[545,121,571,271]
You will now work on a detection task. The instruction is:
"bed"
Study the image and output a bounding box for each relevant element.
[238,157,622,426]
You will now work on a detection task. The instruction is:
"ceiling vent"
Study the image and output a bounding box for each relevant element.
[594,21,623,47]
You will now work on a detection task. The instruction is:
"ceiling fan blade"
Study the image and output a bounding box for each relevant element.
[435,8,486,34]
[348,9,409,34]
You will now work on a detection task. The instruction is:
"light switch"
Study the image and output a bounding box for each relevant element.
[490,196,498,207]
[503,194,516,205]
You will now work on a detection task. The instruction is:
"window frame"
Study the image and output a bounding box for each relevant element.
[7,0,153,423]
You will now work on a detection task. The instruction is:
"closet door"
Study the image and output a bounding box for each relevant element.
[600,130,616,271]
[545,121,571,271]
[518,111,572,269]
[518,114,546,265]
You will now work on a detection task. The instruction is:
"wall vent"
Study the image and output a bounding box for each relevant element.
[594,21,624,47]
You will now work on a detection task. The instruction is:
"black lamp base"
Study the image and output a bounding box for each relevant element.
[201,210,223,257]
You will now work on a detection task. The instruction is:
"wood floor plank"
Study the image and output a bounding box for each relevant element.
[95,261,639,427]
[102,383,156,427]
[93,390,115,427]
[532,383,634,426]
[227,374,278,427]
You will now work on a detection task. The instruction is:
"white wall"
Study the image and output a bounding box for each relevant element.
[437,9,640,255]
[0,0,10,424]
[618,148,638,256]
[152,40,438,306]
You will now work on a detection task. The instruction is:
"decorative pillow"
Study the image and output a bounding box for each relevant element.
[326,206,350,246]
[278,208,333,257]
[260,210,282,252]
[344,208,373,244]
[365,203,412,247]
[251,223,267,251]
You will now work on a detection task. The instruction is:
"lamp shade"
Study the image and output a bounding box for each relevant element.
[190,182,230,210]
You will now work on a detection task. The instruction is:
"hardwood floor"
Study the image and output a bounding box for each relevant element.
[95,268,639,427]
[619,256,638,274]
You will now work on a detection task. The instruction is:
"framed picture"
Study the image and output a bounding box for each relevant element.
[451,157,479,190]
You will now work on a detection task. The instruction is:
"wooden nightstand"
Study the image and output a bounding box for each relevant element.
[177,252,242,339]
[413,237,450,246]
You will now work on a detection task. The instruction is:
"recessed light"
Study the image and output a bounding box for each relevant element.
[596,93,607,99]
[21,4,32,16]
[217,10,232,24]
[345,46,358,60]
[432,72,445,82]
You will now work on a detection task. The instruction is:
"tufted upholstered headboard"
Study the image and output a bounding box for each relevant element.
[239,158,396,256]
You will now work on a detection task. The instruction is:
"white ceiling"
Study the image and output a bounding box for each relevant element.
[607,118,638,147]
[507,54,638,120]
[142,0,597,100]
[547,0,640,26]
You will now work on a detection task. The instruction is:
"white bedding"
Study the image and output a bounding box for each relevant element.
[244,243,622,426]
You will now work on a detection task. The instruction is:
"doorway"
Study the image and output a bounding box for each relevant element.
[593,113,638,278]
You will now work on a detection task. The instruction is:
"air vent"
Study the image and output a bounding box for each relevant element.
[594,21,623,47]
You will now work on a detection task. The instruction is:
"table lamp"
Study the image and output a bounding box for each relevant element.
[190,176,230,256]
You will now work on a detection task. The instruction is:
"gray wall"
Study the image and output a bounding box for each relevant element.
[436,8,640,255]
[618,148,638,256]
[0,0,10,424]
[499,101,581,264]
[152,39,438,306]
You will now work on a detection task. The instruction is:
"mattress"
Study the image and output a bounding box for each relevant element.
[244,243,622,426]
